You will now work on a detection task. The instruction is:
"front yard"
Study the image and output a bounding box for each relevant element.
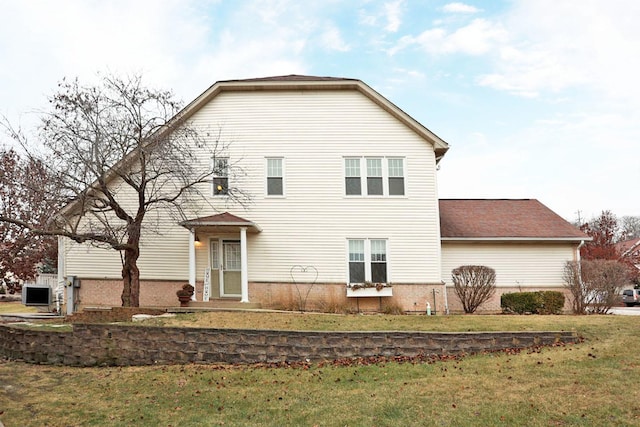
[1,312,639,426]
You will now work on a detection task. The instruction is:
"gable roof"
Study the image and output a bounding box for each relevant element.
[439,199,588,241]
[180,212,262,233]
[177,74,449,160]
[616,237,640,258]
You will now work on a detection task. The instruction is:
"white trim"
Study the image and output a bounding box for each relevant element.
[265,156,285,197]
[343,157,406,197]
[441,237,588,242]
[188,229,196,300]
[346,238,389,284]
[240,227,249,303]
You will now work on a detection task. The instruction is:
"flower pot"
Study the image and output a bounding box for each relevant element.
[178,295,191,306]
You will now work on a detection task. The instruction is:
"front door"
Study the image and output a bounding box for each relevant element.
[210,239,241,298]
[222,240,241,296]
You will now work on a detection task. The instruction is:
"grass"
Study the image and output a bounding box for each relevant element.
[137,310,595,335]
[0,300,38,314]
[1,313,640,426]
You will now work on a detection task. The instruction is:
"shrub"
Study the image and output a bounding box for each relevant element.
[564,260,631,314]
[501,292,539,314]
[452,265,496,313]
[501,291,565,314]
[381,302,405,315]
[538,291,565,314]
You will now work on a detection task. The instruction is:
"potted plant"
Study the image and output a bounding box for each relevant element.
[176,284,194,306]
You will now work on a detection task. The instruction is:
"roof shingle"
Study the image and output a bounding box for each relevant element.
[439,199,587,239]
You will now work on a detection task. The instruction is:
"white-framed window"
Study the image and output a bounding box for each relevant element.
[266,157,284,196]
[344,157,405,196]
[212,157,229,196]
[344,158,361,195]
[347,238,388,284]
[387,158,405,196]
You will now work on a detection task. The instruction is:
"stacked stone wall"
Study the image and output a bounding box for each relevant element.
[0,323,579,367]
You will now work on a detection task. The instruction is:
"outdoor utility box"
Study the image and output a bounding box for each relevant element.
[22,283,52,306]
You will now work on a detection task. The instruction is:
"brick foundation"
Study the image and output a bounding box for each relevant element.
[72,279,571,314]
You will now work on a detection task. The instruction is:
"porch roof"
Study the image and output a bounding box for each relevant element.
[180,212,262,233]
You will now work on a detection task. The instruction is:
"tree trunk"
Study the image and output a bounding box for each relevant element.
[121,224,141,307]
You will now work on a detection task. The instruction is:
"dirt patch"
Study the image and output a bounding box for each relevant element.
[64,307,166,323]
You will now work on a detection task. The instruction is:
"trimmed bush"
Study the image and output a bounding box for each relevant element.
[538,291,565,315]
[501,291,565,315]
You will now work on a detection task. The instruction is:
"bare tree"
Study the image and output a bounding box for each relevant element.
[620,216,640,240]
[1,74,246,307]
[564,260,631,314]
[451,265,496,314]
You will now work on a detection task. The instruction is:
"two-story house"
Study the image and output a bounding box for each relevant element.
[58,75,587,313]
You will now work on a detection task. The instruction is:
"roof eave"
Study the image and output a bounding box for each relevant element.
[441,237,591,242]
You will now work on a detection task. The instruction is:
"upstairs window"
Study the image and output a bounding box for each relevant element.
[213,157,229,196]
[266,158,284,196]
[344,158,361,195]
[387,158,405,196]
[366,158,383,195]
[344,157,406,197]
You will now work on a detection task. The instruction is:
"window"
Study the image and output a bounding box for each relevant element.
[266,158,284,196]
[212,157,229,196]
[387,158,405,196]
[344,158,361,195]
[348,240,365,283]
[344,157,405,196]
[370,239,387,283]
[366,158,383,195]
[347,239,388,284]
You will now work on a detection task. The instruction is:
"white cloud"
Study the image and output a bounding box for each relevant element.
[319,26,351,52]
[477,1,640,102]
[384,0,404,32]
[358,1,405,33]
[390,18,507,56]
[442,2,481,14]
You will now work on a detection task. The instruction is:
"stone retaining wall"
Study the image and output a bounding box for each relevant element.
[0,324,580,367]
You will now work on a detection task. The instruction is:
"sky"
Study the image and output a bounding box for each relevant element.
[0,0,638,222]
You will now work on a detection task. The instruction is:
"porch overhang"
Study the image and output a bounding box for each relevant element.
[180,212,262,234]
[180,212,259,304]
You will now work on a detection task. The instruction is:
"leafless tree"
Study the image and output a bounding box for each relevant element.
[1,74,247,307]
[564,260,631,314]
[620,216,640,240]
[451,265,496,314]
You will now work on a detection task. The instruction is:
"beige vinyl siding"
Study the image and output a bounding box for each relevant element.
[441,242,578,288]
[189,89,441,284]
[65,89,442,284]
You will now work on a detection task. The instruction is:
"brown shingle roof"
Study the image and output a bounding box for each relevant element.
[439,199,588,240]
[180,212,261,232]
[616,237,640,257]
[220,74,356,83]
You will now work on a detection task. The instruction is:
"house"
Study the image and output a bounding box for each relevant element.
[615,237,640,286]
[57,75,587,313]
[440,199,588,311]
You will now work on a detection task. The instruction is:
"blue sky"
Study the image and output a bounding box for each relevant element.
[1,0,638,221]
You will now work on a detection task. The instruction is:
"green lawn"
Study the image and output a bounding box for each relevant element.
[1,313,639,426]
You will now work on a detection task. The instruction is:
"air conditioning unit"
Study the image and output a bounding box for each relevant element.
[21,283,52,306]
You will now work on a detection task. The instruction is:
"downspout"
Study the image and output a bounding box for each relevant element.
[442,280,449,315]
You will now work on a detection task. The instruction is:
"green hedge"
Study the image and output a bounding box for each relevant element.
[501,291,565,314]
